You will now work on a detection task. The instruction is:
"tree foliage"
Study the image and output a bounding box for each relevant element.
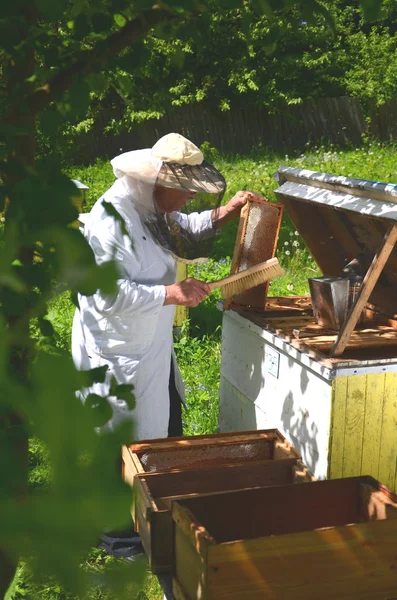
[0,0,386,598]
[35,0,397,161]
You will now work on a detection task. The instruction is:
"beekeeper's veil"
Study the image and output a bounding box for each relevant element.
[110,133,226,262]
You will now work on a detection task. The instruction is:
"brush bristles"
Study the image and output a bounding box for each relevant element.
[221,263,284,299]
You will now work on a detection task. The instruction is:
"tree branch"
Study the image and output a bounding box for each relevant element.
[27,8,173,114]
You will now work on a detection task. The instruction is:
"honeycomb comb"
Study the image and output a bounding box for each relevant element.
[224,197,284,310]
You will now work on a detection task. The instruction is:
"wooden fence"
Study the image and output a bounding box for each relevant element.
[78,96,397,163]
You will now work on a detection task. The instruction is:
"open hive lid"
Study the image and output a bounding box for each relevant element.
[274,166,397,319]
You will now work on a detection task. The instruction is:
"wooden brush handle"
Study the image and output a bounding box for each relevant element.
[208,258,278,291]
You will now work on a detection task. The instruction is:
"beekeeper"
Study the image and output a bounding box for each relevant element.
[72,133,256,441]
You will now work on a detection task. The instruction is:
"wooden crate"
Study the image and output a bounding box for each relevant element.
[122,429,301,488]
[134,457,312,573]
[172,476,397,600]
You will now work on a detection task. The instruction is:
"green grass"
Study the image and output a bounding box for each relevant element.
[9,142,397,600]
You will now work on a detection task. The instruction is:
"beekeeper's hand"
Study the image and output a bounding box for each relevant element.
[212,190,264,227]
[164,278,211,307]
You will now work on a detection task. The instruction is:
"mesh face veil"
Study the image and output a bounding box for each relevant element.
[110,134,226,263]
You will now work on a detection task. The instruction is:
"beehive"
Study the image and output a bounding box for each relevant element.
[219,168,397,487]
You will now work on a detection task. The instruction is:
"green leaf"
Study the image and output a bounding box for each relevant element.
[70,0,87,18]
[113,384,136,410]
[34,0,67,21]
[38,318,55,338]
[85,393,113,427]
[68,80,91,119]
[310,0,336,36]
[263,41,277,55]
[39,109,64,140]
[102,201,129,237]
[81,365,109,386]
[74,13,91,38]
[252,0,273,18]
[86,72,108,94]
[114,13,127,27]
[359,0,385,21]
[91,13,113,33]
[170,48,186,69]
[116,73,135,96]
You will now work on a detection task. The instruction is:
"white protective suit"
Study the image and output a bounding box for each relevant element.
[71,175,214,441]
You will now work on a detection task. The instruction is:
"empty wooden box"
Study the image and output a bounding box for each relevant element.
[134,457,311,573]
[172,476,397,600]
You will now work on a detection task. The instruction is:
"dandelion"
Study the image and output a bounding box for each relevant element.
[294,230,299,236]
[284,241,289,246]
[292,240,299,247]
[285,250,291,256]
[289,231,294,236]
[287,283,293,291]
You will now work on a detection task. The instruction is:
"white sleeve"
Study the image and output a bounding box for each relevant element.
[86,217,166,317]
[171,209,214,240]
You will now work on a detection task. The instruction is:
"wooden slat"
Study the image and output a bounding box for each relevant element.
[281,198,348,275]
[329,377,348,478]
[361,373,386,481]
[331,223,397,357]
[172,578,190,600]
[206,519,397,599]
[127,428,283,453]
[343,375,367,478]
[379,372,397,491]
[223,201,250,310]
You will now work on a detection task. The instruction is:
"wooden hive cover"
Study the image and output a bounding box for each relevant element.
[274,167,397,318]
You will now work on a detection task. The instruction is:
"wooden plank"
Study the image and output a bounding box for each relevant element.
[205,519,397,599]
[174,525,208,600]
[331,223,397,357]
[121,445,143,485]
[379,372,397,492]
[174,262,188,327]
[361,373,386,481]
[342,375,367,478]
[172,578,190,600]
[329,377,348,478]
[138,460,298,572]
[316,203,363,261]
[127,429,283,453]
[223,201,250,310]
[281,198,346,276]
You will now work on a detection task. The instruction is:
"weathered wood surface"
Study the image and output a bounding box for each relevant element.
[173,477,397,599]
[331,223,397,356]
[135,460,298,573]
[329,372,397,492]
[122,430,299,483]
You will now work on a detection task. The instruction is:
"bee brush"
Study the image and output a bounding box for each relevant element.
[208,257,284,299]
